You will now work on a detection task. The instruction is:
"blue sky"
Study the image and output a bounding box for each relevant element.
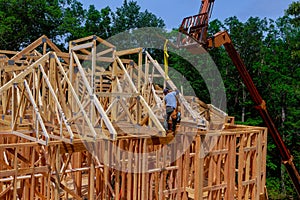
[80,0,294,29]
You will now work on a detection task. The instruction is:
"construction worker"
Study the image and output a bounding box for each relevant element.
[163,88,179,132]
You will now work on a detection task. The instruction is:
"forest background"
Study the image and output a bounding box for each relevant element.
[0,0,299,198]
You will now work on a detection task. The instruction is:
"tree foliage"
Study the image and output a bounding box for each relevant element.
[0,0,165,50]
[0,0,64,49]
[111,0,164,35]
[286,1,300,26]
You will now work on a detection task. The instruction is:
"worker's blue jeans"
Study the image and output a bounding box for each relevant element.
[164,106,177,132]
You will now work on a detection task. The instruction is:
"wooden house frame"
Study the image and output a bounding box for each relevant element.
[0,35,268,199]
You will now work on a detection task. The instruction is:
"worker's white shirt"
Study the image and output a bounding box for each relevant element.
[164,91,177,109]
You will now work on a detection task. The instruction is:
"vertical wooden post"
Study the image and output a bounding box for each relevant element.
[176,135,183,199]
[256,131,262,199]
[136,95,141,125]
[138,50,142,92]
[30,147,36,199]
[68,51,74,117]
[195,135,204,200]
[142,138,148,200]
[2,72,8,115]
[88,152,95,199]
[133,140,139,200]
[104,140,109,199]
[73,152,82,197]
[182,136,190,200]
[97,140,104,199]
[111,61,118,122]
[127,140,133,200]
[261,128,268,197]
[115,141,120,200]
[121,140,126,200]
[49,54,57,123]
[95,167,102,199]
[91,38,97,125]
[13,147,18,200]
[54,145,61,200]
[137,50,143,125]
[238,133,244,200]
[43,38,47,55]
[245,133,251,199]
[46,146,51,200]
[207,137,213,199]
[145,55,149,86]
[11,84,17,128]
[226,134,236,199]
[138,139,143,200]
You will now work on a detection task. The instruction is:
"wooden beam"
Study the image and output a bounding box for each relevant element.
[115,48,142,57]
[11,35,45,61]
[0,52,51,94]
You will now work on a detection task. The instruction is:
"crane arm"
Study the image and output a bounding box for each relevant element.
[198,0,215,16]
[178,0,215,45]
[207,31,300,195]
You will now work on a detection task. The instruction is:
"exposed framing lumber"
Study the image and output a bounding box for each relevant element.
[0,34,268,200]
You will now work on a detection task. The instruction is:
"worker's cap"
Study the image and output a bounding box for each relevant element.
[163,88,169,95]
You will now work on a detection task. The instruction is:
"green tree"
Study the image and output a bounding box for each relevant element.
[0,0,165,50]
[286,1,300,26]
[58,0,86,43]
[61,4,113,42]
[0,0,64,50]
[84,6,112,39]
[111,0,165,35]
